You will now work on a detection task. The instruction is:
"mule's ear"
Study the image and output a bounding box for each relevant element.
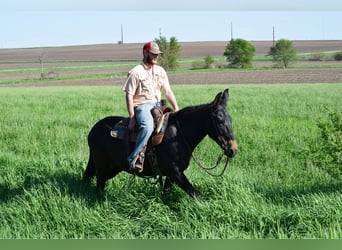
[213,92,223,107]
[221,89,229,106]
[213,89,229,107]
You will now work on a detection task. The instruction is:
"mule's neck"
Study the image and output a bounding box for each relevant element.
[176,104,211,152]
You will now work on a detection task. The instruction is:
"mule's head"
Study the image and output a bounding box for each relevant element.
[208,89,238,158]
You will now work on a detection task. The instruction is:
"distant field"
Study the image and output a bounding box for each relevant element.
[0,40,341,87]
[1,40,342,61]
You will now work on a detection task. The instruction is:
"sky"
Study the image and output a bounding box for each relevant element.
[1,0,341,48]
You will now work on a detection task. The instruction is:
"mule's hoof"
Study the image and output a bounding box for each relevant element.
[191,190,202,199]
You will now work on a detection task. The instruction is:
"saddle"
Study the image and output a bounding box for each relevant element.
[110,106,172,146]
[110,106,172,174]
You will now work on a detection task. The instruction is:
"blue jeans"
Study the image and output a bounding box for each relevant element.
[128,102,160,165]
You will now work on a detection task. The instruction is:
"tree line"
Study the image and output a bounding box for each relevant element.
[154,36,322,70]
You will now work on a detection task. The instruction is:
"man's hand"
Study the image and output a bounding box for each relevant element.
[128,118,136,131]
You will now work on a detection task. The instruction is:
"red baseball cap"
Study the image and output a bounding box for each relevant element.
[143,41,162,54]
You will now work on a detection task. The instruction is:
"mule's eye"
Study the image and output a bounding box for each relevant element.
[216,110,226,123]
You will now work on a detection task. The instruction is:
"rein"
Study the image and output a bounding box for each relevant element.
[175,117,230,177]
[191,150,230,177]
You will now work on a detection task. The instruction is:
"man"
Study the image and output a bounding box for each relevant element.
[122,41,179,172]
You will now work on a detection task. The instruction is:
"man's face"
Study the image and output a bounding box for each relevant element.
[144,51,159,65]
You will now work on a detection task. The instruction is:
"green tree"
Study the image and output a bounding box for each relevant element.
[204,54,215,69]
[334,51,342,61]
[223,38,255,68]
[268,39,297,68]
[154,36,182,70]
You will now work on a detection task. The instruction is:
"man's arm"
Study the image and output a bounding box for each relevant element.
[164,88,179,112]
[126,93,136,130]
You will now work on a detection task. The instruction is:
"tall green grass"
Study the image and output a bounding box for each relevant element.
[0,84,341,239]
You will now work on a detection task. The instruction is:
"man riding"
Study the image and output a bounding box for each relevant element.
[122,41,179,172]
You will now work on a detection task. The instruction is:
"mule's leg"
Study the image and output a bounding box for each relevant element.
[96,177,107,192]
[96,169,121,192]
[171,170,200,198]
[163,177,174,194]
[94,154,121,193]
[83,151,96,182]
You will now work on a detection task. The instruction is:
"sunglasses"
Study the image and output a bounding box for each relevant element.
[149,52,159,57]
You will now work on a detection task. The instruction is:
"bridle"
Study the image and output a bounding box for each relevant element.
[211,106,233,152]
[175,107,231,177]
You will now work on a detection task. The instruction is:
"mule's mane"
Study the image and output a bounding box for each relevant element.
[172,102,212,119]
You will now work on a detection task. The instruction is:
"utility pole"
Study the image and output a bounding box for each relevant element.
[230,22,233,40]
[121,24,124,44]
[272,26,275,47]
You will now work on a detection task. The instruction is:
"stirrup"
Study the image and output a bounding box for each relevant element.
[130,161,143,173]
[130,153,144,173]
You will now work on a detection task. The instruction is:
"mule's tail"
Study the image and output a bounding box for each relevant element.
[83,150,96,182]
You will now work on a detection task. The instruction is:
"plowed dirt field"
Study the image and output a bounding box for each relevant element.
[1,40,341,87]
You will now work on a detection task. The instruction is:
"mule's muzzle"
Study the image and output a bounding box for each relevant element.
[225,140,238,158]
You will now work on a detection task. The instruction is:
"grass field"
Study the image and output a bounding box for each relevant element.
[0,84,341,239]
